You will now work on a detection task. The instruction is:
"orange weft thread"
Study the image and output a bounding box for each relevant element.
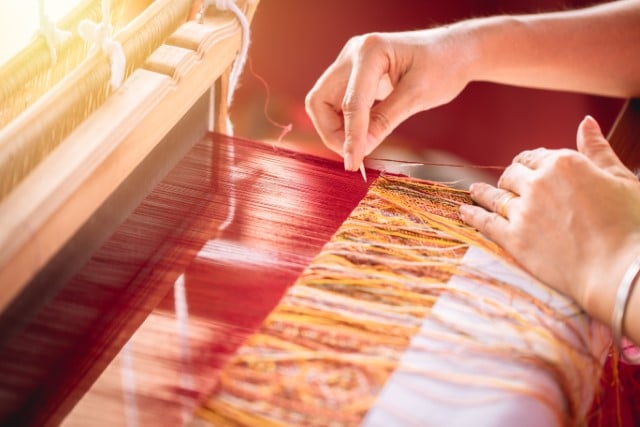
[197,174,608,427]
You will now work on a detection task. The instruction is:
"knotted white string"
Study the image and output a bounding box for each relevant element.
[78,0,125,89]
[196,0,253,228]
[37,0,71,65]
[199,0,252,108]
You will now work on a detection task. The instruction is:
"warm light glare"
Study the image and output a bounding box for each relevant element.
[0,0,82,65]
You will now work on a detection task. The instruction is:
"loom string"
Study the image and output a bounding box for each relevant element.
[247,56,293,146]
[366,156,508,171]
[0,0,194,201]
[120,340,140,427]
[78,0,126,89]
[174,273,196,424]
[199,0,253,116]
[199,0,256,230]
[0,0,125,129]
[37,0,72,66]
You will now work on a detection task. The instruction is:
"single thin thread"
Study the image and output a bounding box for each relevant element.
[120,341,139,427]
[368,157,507,171]
[217,142,236,232]
[174,274,195,424]
[247,57,293,145]
[613,349,622,427]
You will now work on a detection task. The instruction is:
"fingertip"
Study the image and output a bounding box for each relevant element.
[458,203,471,220]
[578,115,603,142]
[582,115,602,133]
[458,204,485,232]
[344,152,354,171]
[343,134,367,172]
[467,182,490,200]
[577,114,608,153]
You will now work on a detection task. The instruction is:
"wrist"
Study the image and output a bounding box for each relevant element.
[611,255,640,360]
[580,240,640,327]
[459,15,530,84]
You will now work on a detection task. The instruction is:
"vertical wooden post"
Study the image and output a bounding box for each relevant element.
[608,98,640,173]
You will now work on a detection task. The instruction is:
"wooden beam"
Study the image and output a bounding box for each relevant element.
[0,1,259,314]
[608,98,640,172]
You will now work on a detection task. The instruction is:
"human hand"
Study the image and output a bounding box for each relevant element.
[305,28,474,171]
[460,116,640,325]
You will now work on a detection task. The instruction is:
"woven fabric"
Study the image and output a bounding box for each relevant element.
[196,174,608,427]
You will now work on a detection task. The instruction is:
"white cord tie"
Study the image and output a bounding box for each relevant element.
[37,0,71,65]
[78,0,125,89]
[199,0,251,108]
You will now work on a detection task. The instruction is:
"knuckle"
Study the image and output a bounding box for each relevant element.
[342,137,354,152]
[304,90,318,113]
[479,212,498,233]
[525,174,546,197]
[342,33,386,61]
[369,109,392,138]
[342,90,367,114]
[341,35,362,58]
[497,166,512,189]
[359,33,386,53]
[550,149,579,168]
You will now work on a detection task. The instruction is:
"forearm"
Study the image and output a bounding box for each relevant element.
[460,0,640,98]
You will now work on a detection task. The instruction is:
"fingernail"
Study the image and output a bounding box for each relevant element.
[344,153,354,171]
[359,163,367,182]
[583,115,601,133]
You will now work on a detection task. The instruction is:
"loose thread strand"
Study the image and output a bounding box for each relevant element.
[367,157,507,171]
[247,57,293,145]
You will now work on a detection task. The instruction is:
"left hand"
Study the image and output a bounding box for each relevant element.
[459,116,640,324]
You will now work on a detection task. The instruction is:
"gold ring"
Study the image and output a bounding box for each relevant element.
[496,191,517,218]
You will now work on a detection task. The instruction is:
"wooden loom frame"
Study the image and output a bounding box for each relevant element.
[0,0,259,315]
[0,1,637,423]
[609,98,640,172]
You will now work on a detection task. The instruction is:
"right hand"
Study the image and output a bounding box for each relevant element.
[305,27,475,171]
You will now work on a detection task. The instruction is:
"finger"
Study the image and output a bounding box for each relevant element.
[375,73,393,101]
[342,51,390,171]
[468,183,519,218]
[576,115,628,174]
[305,67,349,156]
[307,101,344,156]
[513,147,553,170]
[459,204,511,245]
[497,162,533,195]
[365,78,423,154]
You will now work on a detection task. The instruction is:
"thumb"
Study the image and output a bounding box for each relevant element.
[366,78,423,154]
[576,115,626,172]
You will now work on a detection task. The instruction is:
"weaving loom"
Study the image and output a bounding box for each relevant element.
[1,1,640,426]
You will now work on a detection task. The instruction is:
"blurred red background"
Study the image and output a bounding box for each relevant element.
[232,0,624,178]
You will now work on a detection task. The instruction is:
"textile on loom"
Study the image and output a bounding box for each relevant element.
[34,134,636,426]
[15,133,373,426]
[195,174,609,427]
[1,3,636,422]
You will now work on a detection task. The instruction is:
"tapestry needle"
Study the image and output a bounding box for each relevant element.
[359,163,367,182]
